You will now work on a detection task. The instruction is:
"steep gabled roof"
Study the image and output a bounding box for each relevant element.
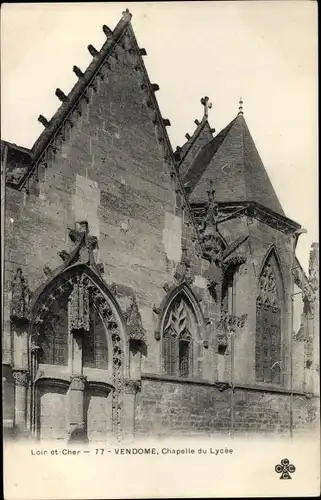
[175,116,214,177]
[2,9,176,190]
[187,113,285,216]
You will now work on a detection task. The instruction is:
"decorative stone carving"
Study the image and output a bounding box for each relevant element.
[198,185,224,264]
[70,375,87,391]
[302,282,315,311]
[10,268,30,326]
[292,267,302,287]
[155,331,161,341]
[43,266,52,278]
[153,305,161,315]
[257,261,279,312]
[217,312,248,332]
[68,227,82,244]
[69,277,90,335]
[58,250,70,261]
[12,370,29,387]
[221,255,247,273]
[309,243,319,292]
[125,300,146,343]
[174,247,192,284]
[108,283,146,346]
[164,299,191,340]
[111,330,123,442]
[124,379,141,394]
[213,382,230,392]
[216,333,228,349]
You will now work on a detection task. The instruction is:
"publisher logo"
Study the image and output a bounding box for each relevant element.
[275,458,296,479]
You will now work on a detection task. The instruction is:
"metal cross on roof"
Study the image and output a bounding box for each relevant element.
[200,96,212,117]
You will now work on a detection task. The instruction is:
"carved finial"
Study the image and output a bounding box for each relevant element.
[97,263,104,274]
[73,65,84,79]
[139,48,147,56]
[38,115,49,127]
[200,96,212,117]
[68,227,82,243]
[43,266,52,278]
[55,88,67,102]
[151,83,160,92]
[238,97,243,115]
[122,8,132,22]
[88,44,99,57]
[206,180,215,205]
[163,119,171,127]
[173,146,181,161]
[102,25,113,37]
[58,250,70,261]
[153,305,161,315]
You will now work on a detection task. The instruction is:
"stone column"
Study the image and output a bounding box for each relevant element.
[122,379,141,441]
[12,369,29,434]
[68,375,87,442]
[68,277,90,442]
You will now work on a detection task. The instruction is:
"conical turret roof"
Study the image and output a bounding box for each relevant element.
[185,113,285,216]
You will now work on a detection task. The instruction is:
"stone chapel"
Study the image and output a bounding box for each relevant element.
[1,9,319,442]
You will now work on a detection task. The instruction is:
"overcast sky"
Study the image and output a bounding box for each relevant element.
[1,2,318,273]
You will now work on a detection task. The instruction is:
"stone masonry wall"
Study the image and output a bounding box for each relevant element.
[2,24,318,439]
[135,379,319,437]
[135,378,231,437]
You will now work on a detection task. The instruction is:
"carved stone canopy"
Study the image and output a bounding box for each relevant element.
[12,369,29,387]
[109,283,147,344]
[125,300,147,343]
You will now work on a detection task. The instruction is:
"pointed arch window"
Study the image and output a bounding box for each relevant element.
[37,275,111,370]
[39,292,69,366]
[83,299,108,369]
[162,296,195,378]
[255,252,282,384]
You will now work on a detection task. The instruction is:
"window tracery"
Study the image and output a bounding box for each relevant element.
[83,300,108,369]
[39,290,69,366]
[35,273,117,372]
[255,254,282,384]
[162,296,195,378]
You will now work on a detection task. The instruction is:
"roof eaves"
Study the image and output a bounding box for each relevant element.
[192,199,301,234]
